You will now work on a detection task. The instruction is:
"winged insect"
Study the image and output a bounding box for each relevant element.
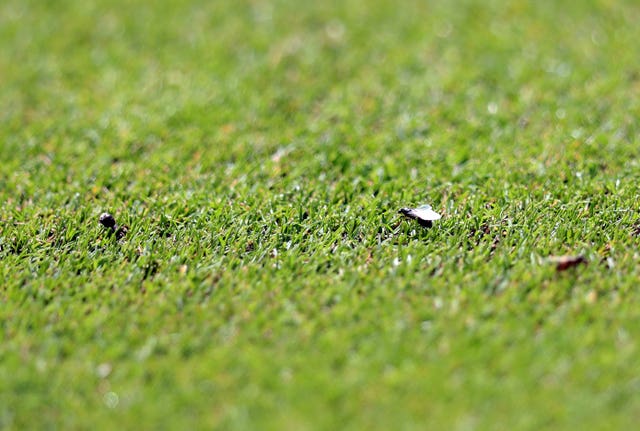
[399,204,442,228]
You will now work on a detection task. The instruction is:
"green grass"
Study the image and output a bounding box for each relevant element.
[2,0,640,429]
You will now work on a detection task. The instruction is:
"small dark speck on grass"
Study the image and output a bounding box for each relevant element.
[99,212,129,240]
[115,225,129,240]
[245,241,255,253]
[99,213,116,230]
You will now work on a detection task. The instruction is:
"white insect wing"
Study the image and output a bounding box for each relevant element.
[412,205,441,221]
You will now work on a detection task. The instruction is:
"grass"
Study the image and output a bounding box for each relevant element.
[2,0,640,429]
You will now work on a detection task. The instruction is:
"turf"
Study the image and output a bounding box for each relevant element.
[2,0,640,429]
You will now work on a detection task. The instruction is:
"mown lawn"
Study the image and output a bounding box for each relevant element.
[2,0,640,429]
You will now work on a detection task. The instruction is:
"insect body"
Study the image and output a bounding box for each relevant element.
[398,204,442,228]
[99,212,129,240]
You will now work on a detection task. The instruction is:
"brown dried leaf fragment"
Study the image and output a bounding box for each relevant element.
[549,255,588,271]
